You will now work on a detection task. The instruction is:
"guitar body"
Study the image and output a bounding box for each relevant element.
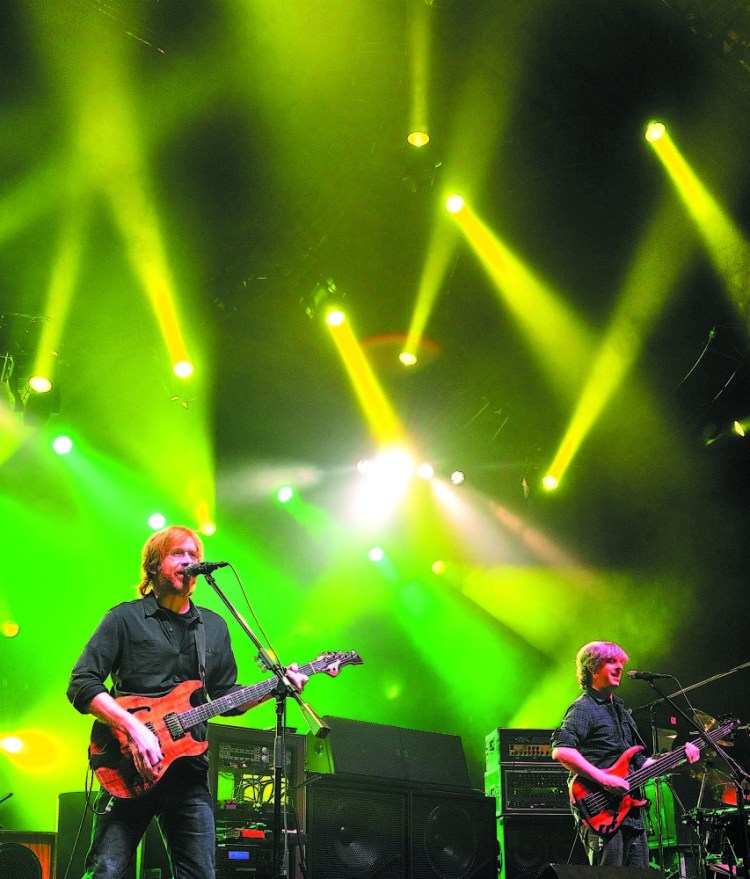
[90,680,208,799]
[570,745,648,837]
[88,649,364,799]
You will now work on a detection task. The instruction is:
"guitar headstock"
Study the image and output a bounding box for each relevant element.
[316,650,364,676]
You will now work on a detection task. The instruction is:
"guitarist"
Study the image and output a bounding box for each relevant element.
[66,525,308,879]
[551,640,699,868]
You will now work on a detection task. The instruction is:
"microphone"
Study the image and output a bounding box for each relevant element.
[183,561,229,577]
[627,670,671,681]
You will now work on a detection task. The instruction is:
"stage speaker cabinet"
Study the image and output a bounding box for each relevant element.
[306,777,497,879]
[497,814,587,879]
[0,831,56,879]
[306,777,408,879]
[306,716,470,791]
[57,791,166,879]
[410,788,498,879]
[537,867,663,879]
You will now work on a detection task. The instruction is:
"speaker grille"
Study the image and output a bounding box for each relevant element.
[307,781,407,879]
[499,815,585,879]
[411,792,497,879]
[0,843,42,879]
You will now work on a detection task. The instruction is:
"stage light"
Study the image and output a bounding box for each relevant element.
[148,513,166,530]
[277,486,294,503]
[200,521,217,536]
[445,194,465,214]
[379,448,416,481]
[325,309,346,327]
[543,474,559,491]
[432,559,446,575]
[368,546,385,562]
[733,420,746,437]
[399,351,417,366]
[645,121,666,143]
[356,458,375,475]
[173,360,193,379]
[52,435,73,455]
[0,736,23,754]
[1,621,19,638]
[28,375,52,393]
[417,462,435,479]
[407,130,430,147]
[449,470,465,485]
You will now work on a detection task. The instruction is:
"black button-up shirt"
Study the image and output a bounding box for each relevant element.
[551,688,649,828]
[67,593,245,748]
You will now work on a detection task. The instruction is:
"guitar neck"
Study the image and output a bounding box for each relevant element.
[625,722,735,789]
[177,658,325,731]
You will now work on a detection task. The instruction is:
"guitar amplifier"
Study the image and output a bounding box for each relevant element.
[485,764,570,815]
[485,728,555,770]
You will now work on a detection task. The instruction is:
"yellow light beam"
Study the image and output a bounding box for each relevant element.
[32,194,89,387]
[545,194,697,485]
[327,315,404,445]
[452,203,593,396]
[0,159,67,245]
[649,130,750,310]
[403,219,458,360]
[408,0,430,144]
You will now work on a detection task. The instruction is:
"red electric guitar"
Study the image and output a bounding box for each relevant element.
[89,650,363,799]
[570,718,740,837]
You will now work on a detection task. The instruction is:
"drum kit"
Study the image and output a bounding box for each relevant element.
[647,711,750,879]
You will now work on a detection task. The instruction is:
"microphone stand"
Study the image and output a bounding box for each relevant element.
[639,678,750,879]
[203,571,330,879]
[648,703,668,876]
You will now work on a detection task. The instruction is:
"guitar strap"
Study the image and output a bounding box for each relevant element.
[194,610,207,697]
[613,698,648,751]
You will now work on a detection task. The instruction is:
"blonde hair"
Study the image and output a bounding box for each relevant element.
[576,641,628,689]
[138,526,203,596]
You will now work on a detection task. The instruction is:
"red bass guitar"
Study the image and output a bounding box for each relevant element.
[570,718,739,837]
[89,650,363,799]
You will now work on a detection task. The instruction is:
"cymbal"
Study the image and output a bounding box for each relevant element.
[692,710,734,746]
[689,763,732,787]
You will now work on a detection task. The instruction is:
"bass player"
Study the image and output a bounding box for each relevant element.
[67,525,308,879]
[551,640,700,867]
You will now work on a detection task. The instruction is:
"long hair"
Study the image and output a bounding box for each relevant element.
[138,526,203,596]
[576,640,628,689]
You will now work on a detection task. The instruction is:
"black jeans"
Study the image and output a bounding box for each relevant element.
[580,823,650,868]
[84,762,215,879]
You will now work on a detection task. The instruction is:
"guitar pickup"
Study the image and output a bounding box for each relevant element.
[164,712,186,740]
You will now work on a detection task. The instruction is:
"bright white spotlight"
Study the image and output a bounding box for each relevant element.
[173,360,194,379]
[543,474,559,491]
[356,458,375,475]
[28,375,52,393]
[277,486,294,503]
[0,736,23,754]
[645,121,666,143]
[449,470,465,486]
[148,513,167,530]
[368,546,385,562]
[378,448,416,481]
[445,194,465,214]
[399,351,418,366]
[325,309,346,327]
[417,462,435,480]
[52,435,73,455]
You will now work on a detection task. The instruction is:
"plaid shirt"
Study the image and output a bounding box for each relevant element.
[551,687,649,828]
